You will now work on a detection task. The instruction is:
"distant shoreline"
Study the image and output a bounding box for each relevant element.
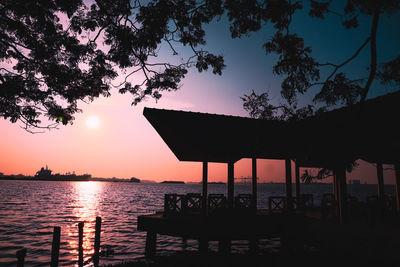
[0,176,140,183]
[0,177,390,185]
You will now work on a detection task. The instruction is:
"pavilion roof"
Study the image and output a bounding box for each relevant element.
[143,108,294,163]
[144,90,400,167]
[296,90,400,166]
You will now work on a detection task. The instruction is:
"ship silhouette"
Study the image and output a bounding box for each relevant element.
[35,166,91,181]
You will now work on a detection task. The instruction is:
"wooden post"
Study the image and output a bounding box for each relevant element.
[285,159,293,211]
[93,217,101,267]
[202,161,208,216]
[16,248,27,267]
[395,164,400,212]
[252,157,257,211]
[199,237,209,254]
[377,162,385,200]
[335,167,348,224]
[182,237,187,250]
[50,226,61,267]
[227,162,234,209]
[295,163,301,205]
[218,239,231,255]
[249,238,258,254]
[333,174,338,201]
[78,222,84,267]
[145,231,157,258]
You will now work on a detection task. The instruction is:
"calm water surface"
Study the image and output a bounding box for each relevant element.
[0,180,394,266]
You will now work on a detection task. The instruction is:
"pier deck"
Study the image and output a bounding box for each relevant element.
[137,209,310,257]
[138,209,400,266]
[138,210,307,240]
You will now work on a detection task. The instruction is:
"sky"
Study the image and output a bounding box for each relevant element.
[1,2,399,184]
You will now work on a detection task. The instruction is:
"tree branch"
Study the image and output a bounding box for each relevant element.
[320,37,370,82]
[360,5,381,102]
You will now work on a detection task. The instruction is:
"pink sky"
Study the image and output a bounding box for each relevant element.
[0,71,396,184]
[0,52,397,184]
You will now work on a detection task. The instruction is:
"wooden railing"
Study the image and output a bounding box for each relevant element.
[268,196,286,213]
[164,193,255,216]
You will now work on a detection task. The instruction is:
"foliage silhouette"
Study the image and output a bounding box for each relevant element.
[0,0,225,131]
[241,0,400,121]
[1,0,399,132]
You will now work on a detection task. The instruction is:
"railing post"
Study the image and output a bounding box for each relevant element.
[218,239,230,255]
[16,248,27,267]
[395,164,400,212]
[249,238,259,254]
[93,217,101,267]
[295,164,301,201]
[78,222,84,267]
[377,162,385,200]
[50,226,61,267]
[199,237,209,254]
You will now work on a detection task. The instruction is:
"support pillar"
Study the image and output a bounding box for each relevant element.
[16,248,27,267]
[252,158,257,211]
[377,162,385,200]
[202,161,208,216]
[93,217,101,267]
[333,173,339,202]
[145,231,157,258]
[395,164,400,212]
[335,167,348,224]
[250,157,259,252]
[285,159,293,211]
[295,163,301,203]
[228,162,234,209]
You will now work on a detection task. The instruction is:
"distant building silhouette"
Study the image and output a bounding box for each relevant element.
[130,177,141,183]
[350,179,361,185]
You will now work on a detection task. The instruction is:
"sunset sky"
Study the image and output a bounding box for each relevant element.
[1,3,399,184]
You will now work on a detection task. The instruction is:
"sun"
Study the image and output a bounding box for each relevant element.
[86,116,100,129]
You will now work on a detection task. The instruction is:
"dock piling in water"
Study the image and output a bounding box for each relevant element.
[78,222,84,267]
[50,226,61,267]
[145,231,157,258]
[93,217,101,267]
[16,248,27,267]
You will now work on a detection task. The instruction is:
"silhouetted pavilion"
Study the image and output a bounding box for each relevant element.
[143,90,400,224]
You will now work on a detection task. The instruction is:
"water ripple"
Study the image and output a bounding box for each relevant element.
[0,180,393,266]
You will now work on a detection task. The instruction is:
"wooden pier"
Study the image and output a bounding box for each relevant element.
[141,93,400,265]
[138,192,318,257]
[138,194,400,266]
[138,209,306,257]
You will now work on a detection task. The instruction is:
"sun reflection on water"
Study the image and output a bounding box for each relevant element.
[67,182,103,260]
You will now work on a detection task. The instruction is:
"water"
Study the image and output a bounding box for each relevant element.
[0,180,395,266]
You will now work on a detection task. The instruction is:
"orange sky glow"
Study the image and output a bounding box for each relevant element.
[0,79,395,184]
